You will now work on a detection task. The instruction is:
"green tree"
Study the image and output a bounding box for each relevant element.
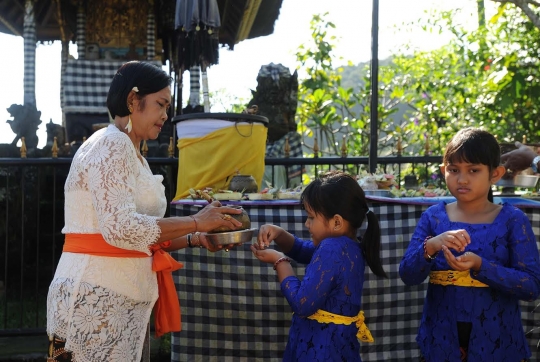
[382,5,540,156]
[294,13,398,158]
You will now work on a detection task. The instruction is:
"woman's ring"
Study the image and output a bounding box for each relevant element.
[222,214,232,221]
[461,233,465,238]
[225,248,229,252]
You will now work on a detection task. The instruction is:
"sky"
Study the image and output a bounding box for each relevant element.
[0,0,496,148]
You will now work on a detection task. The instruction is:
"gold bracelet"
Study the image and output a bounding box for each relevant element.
[192,232,204,248]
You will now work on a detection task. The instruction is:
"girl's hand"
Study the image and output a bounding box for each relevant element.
[257,224,285,249]
[250,245,284,264]
[429,229,470,254]
[441,245,481,271]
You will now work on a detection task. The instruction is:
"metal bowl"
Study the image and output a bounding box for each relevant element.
[496,174,540,188]
[205,228,258,246]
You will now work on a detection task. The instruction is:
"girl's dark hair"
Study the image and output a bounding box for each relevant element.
[107,61,172,118]
[301,170,387,277]
[443,127,500,202]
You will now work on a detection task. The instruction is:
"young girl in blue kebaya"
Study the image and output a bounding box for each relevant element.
[251,170,387,362]
[400,128,540,362]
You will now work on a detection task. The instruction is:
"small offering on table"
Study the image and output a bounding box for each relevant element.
[188,188,243,201]
[390,186,451,198]
[245,187,277,200]
[357,172,397,190]
[276,185,304,200]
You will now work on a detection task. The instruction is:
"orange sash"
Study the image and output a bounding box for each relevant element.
[63,233,183,337]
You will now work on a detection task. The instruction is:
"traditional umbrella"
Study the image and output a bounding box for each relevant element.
[175,0,221,112]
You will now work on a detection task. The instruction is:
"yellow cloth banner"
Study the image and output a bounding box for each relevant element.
[429,270,488,287]
[307,309,374,343]
[174,123,267,200]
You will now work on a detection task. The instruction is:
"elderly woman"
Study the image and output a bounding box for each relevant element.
[46,61,242,361]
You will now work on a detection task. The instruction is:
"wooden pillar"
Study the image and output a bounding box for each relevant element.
[23,0,36,106]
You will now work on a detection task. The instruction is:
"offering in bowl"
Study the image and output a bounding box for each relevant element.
[211,208,251,233]
[206,228,258,246]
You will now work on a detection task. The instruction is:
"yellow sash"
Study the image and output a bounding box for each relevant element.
[307,310,374,343]
[174,124,267,200]
[429,270,488,287]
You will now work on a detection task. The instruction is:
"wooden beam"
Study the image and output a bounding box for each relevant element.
[39,0,55,27]
[0,13,21,36]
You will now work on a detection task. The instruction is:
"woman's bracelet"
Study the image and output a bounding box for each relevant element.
[273,256,292,270]
[192,232,204,248]
[187,233,193,248]
[189,215,198,232]
[423,236,438,261]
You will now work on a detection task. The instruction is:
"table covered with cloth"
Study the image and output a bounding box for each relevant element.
[170,197,540,362]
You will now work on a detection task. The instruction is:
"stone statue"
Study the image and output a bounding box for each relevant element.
[247,63,298,143]
[41,119,73,157]
[6,104,42,150]
[247,63,303,188]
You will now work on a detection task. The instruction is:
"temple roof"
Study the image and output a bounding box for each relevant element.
[0,0,283,50]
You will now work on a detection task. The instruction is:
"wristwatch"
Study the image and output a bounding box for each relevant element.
[531,155,540,173]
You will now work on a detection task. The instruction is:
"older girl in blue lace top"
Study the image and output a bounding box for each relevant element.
[251,170,387,361]
[400,128,540,362]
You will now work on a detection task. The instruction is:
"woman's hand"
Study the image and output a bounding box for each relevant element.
[501,141,537,174]
[442,246,482,272]
[191,201,243,233]
[250,244,284,264]
[427,229,470,255]
[257,224,285,249]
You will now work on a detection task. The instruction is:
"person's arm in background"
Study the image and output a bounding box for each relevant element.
[501,141,540,174]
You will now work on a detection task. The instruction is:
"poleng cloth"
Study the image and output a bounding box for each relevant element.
[174,123,267,200]
[429,270,488,287]
[63,233,183,337]
[307,309,374,342]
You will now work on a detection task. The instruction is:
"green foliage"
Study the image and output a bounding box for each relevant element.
[382,5,540,155]
[208,89,249,113]
[294,13,398,158]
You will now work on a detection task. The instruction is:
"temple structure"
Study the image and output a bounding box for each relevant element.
[0,0,283,151]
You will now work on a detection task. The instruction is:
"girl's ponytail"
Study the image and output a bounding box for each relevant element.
[362,209,387,278]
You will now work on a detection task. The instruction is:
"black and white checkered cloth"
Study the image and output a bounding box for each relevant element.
[266,132,304,179]
[146,10,155,60]
[23,1,36,105]
[63,60,162,113]
[170,198,540,361]
[188,66,200,106]
[76,6,86,59]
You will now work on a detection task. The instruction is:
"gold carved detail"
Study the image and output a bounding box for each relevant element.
[86,0,148,50]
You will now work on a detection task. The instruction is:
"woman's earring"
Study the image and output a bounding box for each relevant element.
[126,114,133,133]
